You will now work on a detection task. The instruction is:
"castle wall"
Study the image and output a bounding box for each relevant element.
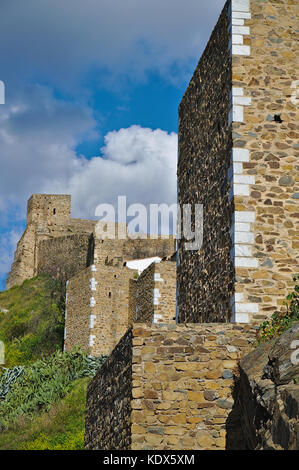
[122,237,176,262]
[228,0,299,323]
[128,279,138,325]
[177,0,299,324]
[89,265,134,357]
[27,194,71,226]
[85,329,132,450]
[64,263,135,357]
[135,262,155,324]
[152,261,177,324]
[133,260,176,325]
[37,233,93,284]
[6,226,36,290]
[177,0,233,323]
[93,236,175,267]
[7,194,98,289]
[64,267,91,353]
[85,323,255,450]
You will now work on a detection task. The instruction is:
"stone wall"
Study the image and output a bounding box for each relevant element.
[85,329,133,450]
[131,323,255,450]
[26,194,71,226]
[135,263,155,324]
[94,236,175,267]
[177,0,299,325]
[228,0,299,323]
[7,194,98,289]
[128,278,138,325]
[6,226,36,290]
[64,267,91,353]
[134,260,176,324]
[64,263,135,357]
[89,265,134,357]
[177,0,233,323]
[37,233,93,283]
[122,237,176,262]
[85,322,256,450]
[153,261,177,324]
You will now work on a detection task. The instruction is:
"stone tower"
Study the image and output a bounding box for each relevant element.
[26,194,71,226]
[177,0,299,324]
[6,194,97,289]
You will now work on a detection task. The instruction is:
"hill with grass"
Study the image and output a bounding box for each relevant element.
[0,276,106,450]
[0,275,66,368]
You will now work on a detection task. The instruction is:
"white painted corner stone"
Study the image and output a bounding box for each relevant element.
[232,148,250,162]
[232,87,244,97]
[235,257,259,268]
[153,314,163,324]
[230,312,250,323]
[90,277,98,291]
[232,18,244,26]
[153,288,161,305]
[89,335,96,347]
[234,211,255,223]
[90,297,96,308]
[232,45,251,56]
[232,12,251,19]
[89,314,96,329]
[230,293,244,305]
[232,0,250,12]
[232,35,244,45]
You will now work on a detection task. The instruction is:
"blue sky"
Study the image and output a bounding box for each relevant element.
[0,0,224,290]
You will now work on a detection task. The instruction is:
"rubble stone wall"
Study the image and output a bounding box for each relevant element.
[84,329,133,450]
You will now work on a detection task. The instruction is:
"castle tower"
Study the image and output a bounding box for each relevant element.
[27,194,71,227]
[177,0,299,324]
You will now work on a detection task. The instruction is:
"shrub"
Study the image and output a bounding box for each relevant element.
[0,350,106,430]
[257,276,299,343]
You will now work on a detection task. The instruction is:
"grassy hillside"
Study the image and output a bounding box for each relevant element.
[0,275,65,367]
[0,277,105,450]
[0,378,88,450]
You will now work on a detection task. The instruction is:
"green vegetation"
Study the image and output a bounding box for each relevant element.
[0,378,88,450]
[257,276,299,344]
[0,275,65,367]
[0,351,106,430]
[0,276,107,449]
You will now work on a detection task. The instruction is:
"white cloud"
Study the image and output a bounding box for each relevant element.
[0,0,225,89]
[65,125,178,217]
[0,0,225,284]
[0,89,177,218]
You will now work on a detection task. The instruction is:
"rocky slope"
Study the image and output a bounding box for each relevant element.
[228,323,299,450]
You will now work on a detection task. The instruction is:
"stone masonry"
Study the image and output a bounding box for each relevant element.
[65,258,176,357]
[7,194,97,289]
[84,0,298,451]
[177,0,299,325]
[130,260,177,325]
[85,323,256,450]
[7,0,299,452]
[7,194,175,290]
[85,329,133,450]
